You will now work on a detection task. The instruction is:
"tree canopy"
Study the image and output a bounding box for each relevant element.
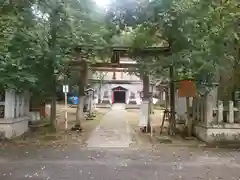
[0,0,239,93]
[106,0,240,85]
[0,0,110,94]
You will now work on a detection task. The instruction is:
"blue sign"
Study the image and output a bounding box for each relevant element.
[68,96,78,105]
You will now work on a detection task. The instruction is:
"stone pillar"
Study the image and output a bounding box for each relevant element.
[192,97,197,122]
[204,86,218,125]
[141,74,150,132]
[163,91,166,101]
[100,89,103,104]
[4,90,15,119]
[16,94,20,118]
[217,100,223,124]
[236,101,240,123]
[90,91,94,113]
[24,91,30,116]
[88,91,93,114]
[86,93,90,112]
[20,94,24,117]
[204,95,213,125]
[228,101,234,123]
[196,98,200,122]
[201,97,205,122]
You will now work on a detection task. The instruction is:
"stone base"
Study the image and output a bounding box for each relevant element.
[101,99,111,104]
[29,111,41,122]
[125,104,140,109]
[128,100,137,105]
[0,117,29,139]
[96,104,111,108]
[194,123,240,144]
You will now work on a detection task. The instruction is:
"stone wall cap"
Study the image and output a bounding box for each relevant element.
[0,116,30,124]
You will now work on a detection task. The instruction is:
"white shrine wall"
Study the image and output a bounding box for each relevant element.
[0,90,30,139]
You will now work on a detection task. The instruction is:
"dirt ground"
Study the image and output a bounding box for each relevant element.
[126,108,205,148]
[0,106,109,148]
[125,109,163,147]
[0,106,203,150]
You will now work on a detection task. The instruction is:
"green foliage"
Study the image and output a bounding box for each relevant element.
[0,0,111,98]
[0,0,239,97]
[106,0,240,85]
[0,1,39,90]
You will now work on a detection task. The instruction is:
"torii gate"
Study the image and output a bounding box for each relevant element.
[69,46,170,132]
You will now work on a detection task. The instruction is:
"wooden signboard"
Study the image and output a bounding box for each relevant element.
[178,80,197,97]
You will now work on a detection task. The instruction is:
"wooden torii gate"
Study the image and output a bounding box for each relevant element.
[69,46,170,132]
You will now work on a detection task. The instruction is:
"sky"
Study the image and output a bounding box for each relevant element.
[94,0,111,7]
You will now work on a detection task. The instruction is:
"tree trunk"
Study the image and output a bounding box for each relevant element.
[143,74,150,98]
[50,96,57,131]
[165,88,170,109]
[186,97,192,136]
[142,73,151,133]
[168,65,176,135]
[50,74,57,131]
[75,66,86,129]
[48,5,60,131]
[76,95,85,127]
[98,81,102,104]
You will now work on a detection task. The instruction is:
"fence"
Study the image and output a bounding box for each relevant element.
[192,88,240,125]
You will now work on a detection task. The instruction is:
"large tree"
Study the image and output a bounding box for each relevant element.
[106,0,240,86]
[0,0,111,130]
[105,0,239,135]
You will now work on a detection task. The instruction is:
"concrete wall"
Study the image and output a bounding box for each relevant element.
[0,90,30,139]
[194,124,240,144]
[0,117,29,139]
[192,86,240,145]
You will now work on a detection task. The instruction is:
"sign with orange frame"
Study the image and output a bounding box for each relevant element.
[178,80,197,97]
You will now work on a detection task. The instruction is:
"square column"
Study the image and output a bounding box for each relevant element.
[204,86,218,125]
[16,94,20,118]
[4,90,15,119]
[20,94,24,117]
[24,91,30,116]
[139,100,150,127]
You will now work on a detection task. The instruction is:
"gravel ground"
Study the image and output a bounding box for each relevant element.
[1,146,240,180]
[1,107,240,180]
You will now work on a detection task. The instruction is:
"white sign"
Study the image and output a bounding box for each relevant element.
[139,100,149,127]
[63,85,69,93]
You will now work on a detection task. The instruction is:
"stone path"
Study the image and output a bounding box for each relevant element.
[87,107,132,148]
[111,103,126,110]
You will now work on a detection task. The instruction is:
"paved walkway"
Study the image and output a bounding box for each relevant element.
[111,103,126,110]
[87,105,132,148]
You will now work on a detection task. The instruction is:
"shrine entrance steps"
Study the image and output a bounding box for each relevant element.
[111,103,126,110]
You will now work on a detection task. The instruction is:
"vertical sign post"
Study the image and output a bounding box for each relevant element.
[63,85,69,129]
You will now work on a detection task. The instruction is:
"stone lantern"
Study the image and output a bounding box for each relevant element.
[85,88,95,120]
